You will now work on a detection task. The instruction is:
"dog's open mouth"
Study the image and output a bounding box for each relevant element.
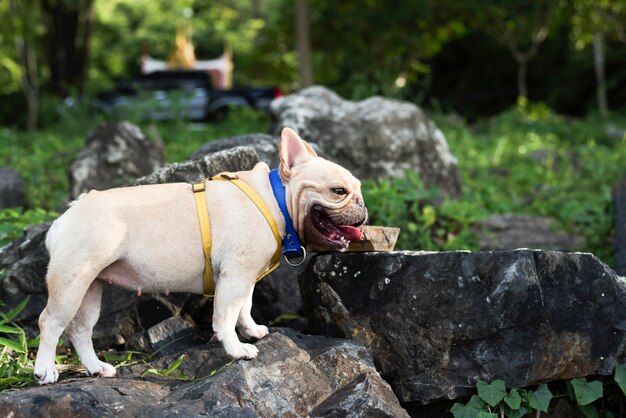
[311,205,363,248]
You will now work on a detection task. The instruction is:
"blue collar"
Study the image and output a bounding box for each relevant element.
[269,169,306,264]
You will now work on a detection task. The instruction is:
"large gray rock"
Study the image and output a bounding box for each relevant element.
[270,86,462,198]
[0,329,409,418]
[472,214,585,251]
[69,122,164,199]
[0,168,25,209]
[190,133,326,168]
[136,146,259,185]
[614,175,626,276]
[301,250,626,405]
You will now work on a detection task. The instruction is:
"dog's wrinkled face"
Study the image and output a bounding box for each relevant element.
[279,128,368,251]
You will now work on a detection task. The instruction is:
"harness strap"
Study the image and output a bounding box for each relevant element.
[192,181,214,295]
[192,173,282,296]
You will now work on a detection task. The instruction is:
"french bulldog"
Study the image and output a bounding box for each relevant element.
[34,127,367,384]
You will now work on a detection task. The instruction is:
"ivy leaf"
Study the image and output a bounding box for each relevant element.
[579,404,599,418]
[467,395,486,409]
[477,379,506,407]
[614,363,626,397]
[476,412,498,418]
[504,388,522,409]
[450,402,480,418]
[529,384,553,412]
[504,405,528,418]
[571,378,603,406]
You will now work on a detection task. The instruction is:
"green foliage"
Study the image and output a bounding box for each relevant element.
[360,103,625,263]
[0,107,270,211]
[451,365,626,417]
[0,208,57,248]
[0,297,37,390]
[435,103,625,264]
[362,172,480,251]
[451,380,553,418]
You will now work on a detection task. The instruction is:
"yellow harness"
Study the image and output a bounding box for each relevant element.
[192,173,282,295]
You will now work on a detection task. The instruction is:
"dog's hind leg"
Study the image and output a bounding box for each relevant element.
[213,275,259,359]
[65,280,116,378]
[34,242,120,384]
[236,285,269,340]
[34,264,101,384]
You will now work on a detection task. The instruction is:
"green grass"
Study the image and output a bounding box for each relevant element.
[0,106,271,211]
[364,101,626,266]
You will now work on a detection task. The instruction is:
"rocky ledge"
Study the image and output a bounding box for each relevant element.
[301,250,626,406]
[1,241,624,416]
[0,328,409,418]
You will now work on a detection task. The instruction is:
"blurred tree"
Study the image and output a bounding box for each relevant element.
[571,0,626,116]
[483,0,559,100]
[308,0,468,100]
[40,0,94,97]
[4,0,41,130]
[296,0,313,87]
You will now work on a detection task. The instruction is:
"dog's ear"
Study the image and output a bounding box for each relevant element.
[279,127,317,178]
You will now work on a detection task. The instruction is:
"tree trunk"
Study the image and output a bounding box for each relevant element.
[9,0,39,131]
[295,0,314,88]
[40,0,94,97]
[517,58,528,100]
[19,39,39,131]
[593,32,609,117]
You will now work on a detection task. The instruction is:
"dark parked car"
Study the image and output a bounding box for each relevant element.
[96,70,282,121]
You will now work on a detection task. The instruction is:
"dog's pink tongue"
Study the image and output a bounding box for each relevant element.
[337,225,364,241]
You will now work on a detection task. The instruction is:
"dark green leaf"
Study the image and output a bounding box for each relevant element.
[580,404,598,418]
[571,378,603,406]
[0,336,25,353]
[614,363,626,397]
[163,354,185,376]
[476,412,498,418]
[477,379,506,407]
[450,403,480,418]
[504,389,521,409]
[529,384,553,412]
[467,395,486,409]
[2,296,30,323]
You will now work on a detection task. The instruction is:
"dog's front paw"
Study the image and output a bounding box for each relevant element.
[225,342,259,359]
[85,360,116,378]
[34,363,59,385]
[240,324,269,340]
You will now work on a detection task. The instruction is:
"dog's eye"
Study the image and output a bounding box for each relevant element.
[332,187,347,196]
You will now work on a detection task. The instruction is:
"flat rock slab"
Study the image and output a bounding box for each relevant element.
[0,329,409,418]
[301,250,626,405]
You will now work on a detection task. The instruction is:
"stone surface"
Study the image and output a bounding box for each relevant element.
[270,85,462,198]
[190,133,327,169]
[301,250,626,404]
[614,175,626,276]
[0,329,409,418]
[69,122,164,199]
[0,168,25,209]
[472,214,585,251]
[146,316,202,357]
[136,146,259,185]
[309,372,411,418]
[0,223,50,325]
